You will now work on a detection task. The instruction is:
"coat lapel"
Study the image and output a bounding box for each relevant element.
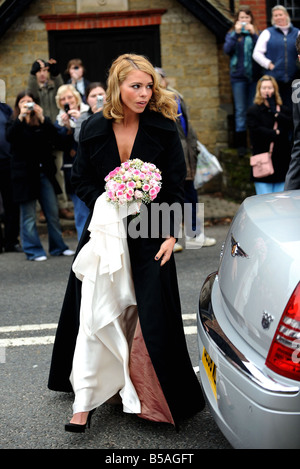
[80,109,176,167]
[131,126,163,163]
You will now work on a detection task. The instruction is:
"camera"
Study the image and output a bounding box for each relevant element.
[96,95,104,109]
[64,103,70,113]
[26,102,35,111]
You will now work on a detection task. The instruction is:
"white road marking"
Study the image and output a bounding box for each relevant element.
[0,314,197,348]
[0,336,55,347]
[184,326,197,334]
[0,324,57,333]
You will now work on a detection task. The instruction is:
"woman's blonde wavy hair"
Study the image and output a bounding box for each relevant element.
[55,84,82,110]
[103,53,178,122]
[254,75,282,106]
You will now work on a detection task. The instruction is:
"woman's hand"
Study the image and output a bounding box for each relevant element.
[234,21,243,34]
[18,102,30,121]
[33,103,45,123]
[18,102,37,121]
[61,111,72,129]
[68,109,81,120]
[155,236,176,266]
[245,23,255,34]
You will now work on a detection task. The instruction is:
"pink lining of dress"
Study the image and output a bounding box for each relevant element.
[129,319,174,425]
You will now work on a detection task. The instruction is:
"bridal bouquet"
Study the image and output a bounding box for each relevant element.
[104,158,162,208]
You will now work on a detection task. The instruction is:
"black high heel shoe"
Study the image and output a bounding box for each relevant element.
[65,409,96,433]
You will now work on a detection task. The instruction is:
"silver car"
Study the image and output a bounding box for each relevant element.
[197,191,300,449]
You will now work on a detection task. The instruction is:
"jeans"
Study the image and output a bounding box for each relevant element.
[254,181,285,195]
[69,193,90,241]
[232,81,257,132]
[20,173,69,260]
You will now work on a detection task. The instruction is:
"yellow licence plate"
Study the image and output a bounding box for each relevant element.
[202,347,217,400]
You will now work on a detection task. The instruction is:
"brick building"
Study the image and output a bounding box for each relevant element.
[0,0,299,153]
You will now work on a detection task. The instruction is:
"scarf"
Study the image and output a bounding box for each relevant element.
[230,30,254,81]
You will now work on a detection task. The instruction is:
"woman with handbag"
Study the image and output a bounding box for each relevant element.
[247,75,293,195]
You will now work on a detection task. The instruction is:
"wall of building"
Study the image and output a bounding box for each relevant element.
[0,0,239,152]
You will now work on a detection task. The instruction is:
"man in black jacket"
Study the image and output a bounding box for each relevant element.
[284,36,300,190]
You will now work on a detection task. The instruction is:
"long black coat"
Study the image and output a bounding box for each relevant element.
[247,102,293,183]
[48,109,205,425]
[6,117,61,203]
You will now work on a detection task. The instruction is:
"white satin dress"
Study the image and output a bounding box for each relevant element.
[70,193,141,415]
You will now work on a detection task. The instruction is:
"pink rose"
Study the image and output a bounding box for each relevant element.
[142,184,150,192]
[149,188,157,197]
[107,190,115,200]
[134,190,143,199]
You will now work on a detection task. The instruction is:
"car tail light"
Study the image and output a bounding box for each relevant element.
[266,282,300,381]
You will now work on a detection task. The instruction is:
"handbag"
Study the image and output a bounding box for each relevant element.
[194,141,223,189]
[250,109,279,178]
[250,151,274,178]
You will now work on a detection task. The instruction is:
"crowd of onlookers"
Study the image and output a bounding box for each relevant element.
[0,4,300,260]
[0,56,107,260]
[223,4,300,195]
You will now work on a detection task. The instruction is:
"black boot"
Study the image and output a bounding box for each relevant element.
[235,131,247,157]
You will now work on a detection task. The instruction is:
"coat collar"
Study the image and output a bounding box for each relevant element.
[80,108,176,142]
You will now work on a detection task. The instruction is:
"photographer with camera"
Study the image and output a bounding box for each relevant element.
[55,85,90,240]
[224,6,260,157]
[65,58,90,103]
[5,91,74,261]
[27,58,73,222]
[74,82,107,142]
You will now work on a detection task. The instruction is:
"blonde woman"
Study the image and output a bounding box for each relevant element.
[247,75,293,194]
[55,84,90,239]
[252,5,300,108]
[48,54,204,432]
